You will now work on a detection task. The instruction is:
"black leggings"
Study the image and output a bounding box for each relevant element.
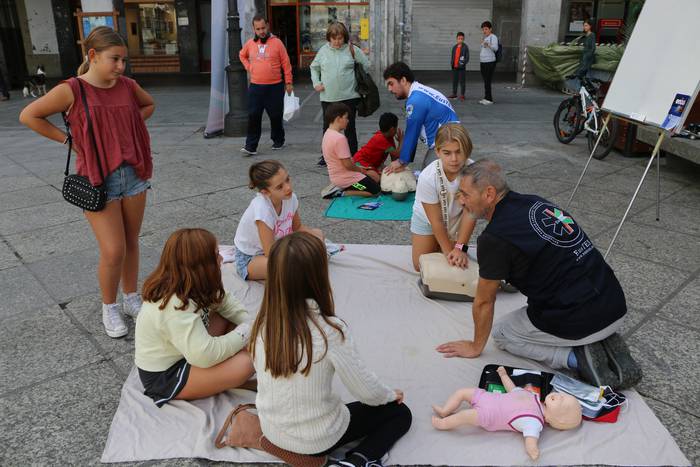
[480,61,497,101]
[349,176,381,196]
[313,401,412,461]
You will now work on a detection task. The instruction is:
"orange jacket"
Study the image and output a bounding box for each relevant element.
[239,36,293,85]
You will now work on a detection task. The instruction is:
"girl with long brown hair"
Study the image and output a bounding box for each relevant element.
[249,232,411,466]
[134,228,254,407]
[19,26,155,338]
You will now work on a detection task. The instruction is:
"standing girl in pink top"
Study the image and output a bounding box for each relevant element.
[19,26,155,339]
[321,103,381,199]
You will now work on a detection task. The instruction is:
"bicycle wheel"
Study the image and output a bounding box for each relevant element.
[587,111,619,160]
[553,97,582,144]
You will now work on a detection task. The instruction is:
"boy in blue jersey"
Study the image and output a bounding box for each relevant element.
[383,62,459,174]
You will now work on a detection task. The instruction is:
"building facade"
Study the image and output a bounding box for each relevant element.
[0,0,644,86]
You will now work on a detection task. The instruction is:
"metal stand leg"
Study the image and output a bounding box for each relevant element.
[656,145,661,221]
[604,132,666,259]
[566,113,612,209]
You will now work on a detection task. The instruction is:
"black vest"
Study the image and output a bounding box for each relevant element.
[484,191,626,339]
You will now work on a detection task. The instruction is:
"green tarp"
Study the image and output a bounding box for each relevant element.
[527,42,625,85]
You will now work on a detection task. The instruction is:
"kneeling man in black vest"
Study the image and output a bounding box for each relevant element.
[436,159,641,389]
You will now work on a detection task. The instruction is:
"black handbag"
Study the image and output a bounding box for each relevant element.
[61,78,107,212]
[348,44,380,117]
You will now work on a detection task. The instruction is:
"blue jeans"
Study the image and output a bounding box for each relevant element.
[103,163,150,202]
[245,82,285,151]
[234,249,255,280]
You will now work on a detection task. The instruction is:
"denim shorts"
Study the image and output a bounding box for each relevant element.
[104,163,151,202]
[410,212,434,236]
[234,248,255,280]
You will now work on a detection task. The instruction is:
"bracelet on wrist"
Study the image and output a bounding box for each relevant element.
[454,243,468,252]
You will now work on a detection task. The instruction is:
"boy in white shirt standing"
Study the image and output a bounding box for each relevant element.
[479,21,499,105]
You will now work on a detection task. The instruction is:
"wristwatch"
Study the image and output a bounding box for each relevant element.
[454,243,468,252]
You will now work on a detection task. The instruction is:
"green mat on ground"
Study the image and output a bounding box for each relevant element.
[324,192,415,221]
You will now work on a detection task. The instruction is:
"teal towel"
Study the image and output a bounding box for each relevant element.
[324,193,415,221]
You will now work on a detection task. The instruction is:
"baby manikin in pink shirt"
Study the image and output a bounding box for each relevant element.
[431,366,582,461]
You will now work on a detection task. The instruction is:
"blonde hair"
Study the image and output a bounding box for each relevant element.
[77,26,126,76]
[248,232,344,378]
[434,123,474,159]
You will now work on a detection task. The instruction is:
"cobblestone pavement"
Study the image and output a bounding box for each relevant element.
[0,76,698,465]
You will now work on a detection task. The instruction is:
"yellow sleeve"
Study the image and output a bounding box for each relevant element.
[214,292,250,325]
[162,307,246,368]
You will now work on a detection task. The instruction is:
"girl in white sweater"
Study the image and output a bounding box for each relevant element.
[249,232,412,467]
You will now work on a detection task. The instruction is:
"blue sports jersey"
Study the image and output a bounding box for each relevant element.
[399,82,459,164]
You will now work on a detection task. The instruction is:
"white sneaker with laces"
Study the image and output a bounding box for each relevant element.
[481,99,494,105]
[102,303,128,338]
[122,292,143,319]
[321,183,342,199]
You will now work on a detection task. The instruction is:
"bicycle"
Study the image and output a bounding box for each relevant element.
[553,74,619,160]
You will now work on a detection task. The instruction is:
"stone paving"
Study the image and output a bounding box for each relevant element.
[0,76,698,465]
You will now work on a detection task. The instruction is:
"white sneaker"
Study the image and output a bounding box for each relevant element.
[122,292,143,319]
[321,183,342,199]
[102,303,128,338]
[480,99,494,105]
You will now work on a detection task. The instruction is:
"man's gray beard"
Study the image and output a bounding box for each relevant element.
[467,208,488,221]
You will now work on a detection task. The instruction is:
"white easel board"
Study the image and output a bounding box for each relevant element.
[602,0,700,129]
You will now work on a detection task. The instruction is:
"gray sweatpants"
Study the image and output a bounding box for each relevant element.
[491,306,624,369]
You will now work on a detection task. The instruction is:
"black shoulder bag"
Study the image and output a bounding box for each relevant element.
[348,44,380,117]
[61,78,107,212]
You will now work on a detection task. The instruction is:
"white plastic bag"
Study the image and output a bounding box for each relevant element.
[283,92,300,122]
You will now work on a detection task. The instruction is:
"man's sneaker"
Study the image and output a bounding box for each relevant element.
[122,292,142,319]
[602,333,643,389]
[343,452,383,467]
[271,142,285,150]
[321,184,343,199]
[102,303,128,338]
[448,94,458,99]
[240,147,257,156]
[480,99,494,105]
[459,95,465,101]
[317,155,327,167]
[573,342,617,387]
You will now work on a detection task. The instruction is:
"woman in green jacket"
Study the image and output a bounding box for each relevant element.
[311,22,370,166]
[576,19,596,78]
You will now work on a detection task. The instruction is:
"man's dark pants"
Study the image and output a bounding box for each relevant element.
[322,98,360,155]
[480,61,497,102]
[452,68,466,96]
[245,82,285,151]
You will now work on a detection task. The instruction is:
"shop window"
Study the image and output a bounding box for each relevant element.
[126,2,178,56]
[299,3,369,55]
[567,0,594,34]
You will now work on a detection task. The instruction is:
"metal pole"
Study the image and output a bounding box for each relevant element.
[604,132,666,259]
[224,0,249,137]
[656,139,661,221]
[566,113,611,209]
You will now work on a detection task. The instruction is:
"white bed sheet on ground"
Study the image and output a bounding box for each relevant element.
[102,244,690,466]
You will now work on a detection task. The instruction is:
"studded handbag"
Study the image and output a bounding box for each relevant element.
[61,78,106,212]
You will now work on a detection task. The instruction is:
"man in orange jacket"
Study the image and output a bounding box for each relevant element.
[239,14,294,156]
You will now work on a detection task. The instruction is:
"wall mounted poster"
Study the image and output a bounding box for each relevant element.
[82,15,115,37]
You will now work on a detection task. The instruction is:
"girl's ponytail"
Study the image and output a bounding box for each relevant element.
[77,55,90,76]
[77,26,126,76]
